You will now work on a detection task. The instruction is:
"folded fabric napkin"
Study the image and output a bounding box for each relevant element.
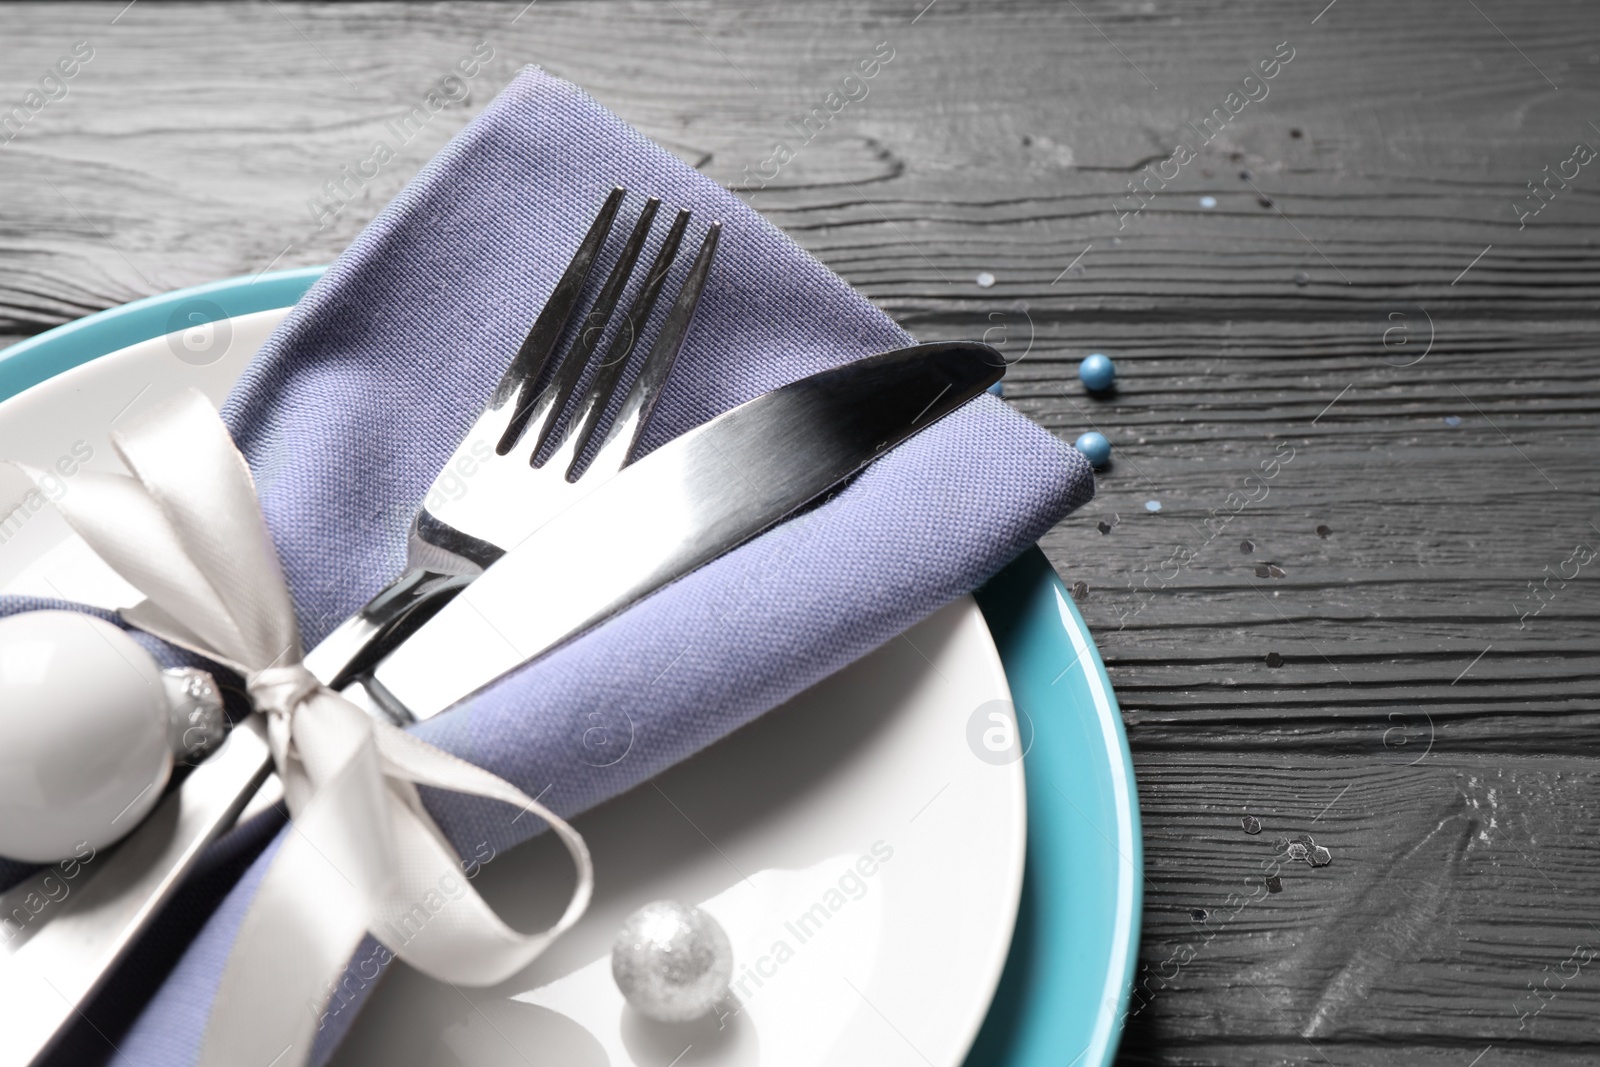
[10,66,1092,1065]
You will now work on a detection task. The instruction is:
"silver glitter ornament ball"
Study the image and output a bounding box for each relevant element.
[611,900,733,1022]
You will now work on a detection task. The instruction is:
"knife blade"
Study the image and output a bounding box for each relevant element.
[367,340,1004,720]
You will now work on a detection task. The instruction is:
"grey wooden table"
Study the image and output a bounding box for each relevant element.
[3,2,1598,1064]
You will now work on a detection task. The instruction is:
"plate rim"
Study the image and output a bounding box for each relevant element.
[0,271,1141,1067]
[973,547,1142,1067]
[0,267,323,401]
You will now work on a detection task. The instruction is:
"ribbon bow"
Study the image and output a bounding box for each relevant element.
[17,389,591,1067]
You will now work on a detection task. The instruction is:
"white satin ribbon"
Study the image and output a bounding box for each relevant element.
[12,389,592,1067]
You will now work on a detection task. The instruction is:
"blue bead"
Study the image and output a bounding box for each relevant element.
[1074,431,1111,468]
[1079,353,1116,392]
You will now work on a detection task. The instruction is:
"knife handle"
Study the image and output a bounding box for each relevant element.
[0,720,273,1067]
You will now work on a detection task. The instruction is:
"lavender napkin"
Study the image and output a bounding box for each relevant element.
[25,66,1091,1065]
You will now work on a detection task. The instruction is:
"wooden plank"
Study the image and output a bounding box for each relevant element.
[1121,753,1600,1064]
[1,0,1598,1063]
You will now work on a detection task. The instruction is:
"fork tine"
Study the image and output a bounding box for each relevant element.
[490,185,624,410]
[498,196,661,456]
[524,197,662,462]
[549,208,692,477]
[575,220,721,478]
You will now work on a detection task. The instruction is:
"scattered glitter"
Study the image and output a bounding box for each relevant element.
[1265,651,1284,668]
[1266,875,1283,893]
[1199,195,1218,209]
[1097,520,1114,535]
[1242,815,1262,835]
[1316,524,1332,538]
[976,272,996,288]
[1191,908,1208,922]
[1144,499,1162,513]
[1240,539,1255,554]
[1258,196,1274,208]
[1444,415,1462,427]
[1071,580,1089,601]
[1294,271,1310,286]
[1290,128,1304,139]
[1310,846,1332,867]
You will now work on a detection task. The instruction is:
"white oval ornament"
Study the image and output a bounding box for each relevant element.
[0,611,224,862]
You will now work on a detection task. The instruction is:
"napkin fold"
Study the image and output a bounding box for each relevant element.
[17,66,1091,1065]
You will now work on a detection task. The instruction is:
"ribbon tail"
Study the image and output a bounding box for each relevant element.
[198,733,393,1067]
[366,721,595,985]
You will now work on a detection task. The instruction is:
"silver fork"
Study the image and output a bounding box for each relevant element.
[303,187,722,704]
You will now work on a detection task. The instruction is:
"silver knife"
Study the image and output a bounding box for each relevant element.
[0,340,1001,1066]
[367,340,1004,720]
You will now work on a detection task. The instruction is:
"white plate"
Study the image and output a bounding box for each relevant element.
[0,309,1026,1067]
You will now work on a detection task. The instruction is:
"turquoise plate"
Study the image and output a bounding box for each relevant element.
[0,271,1141,1067]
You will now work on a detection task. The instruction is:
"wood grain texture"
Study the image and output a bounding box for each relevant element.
[3,1,1599,1063]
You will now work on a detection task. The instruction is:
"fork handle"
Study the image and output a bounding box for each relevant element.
[301,567,473,694]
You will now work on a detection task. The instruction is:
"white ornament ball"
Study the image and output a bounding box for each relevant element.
[0,612,214,862]
[611,900,734,1023]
